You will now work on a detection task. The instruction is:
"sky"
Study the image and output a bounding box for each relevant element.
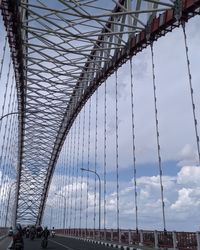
[1,6,200,232]
[44,15,200,232]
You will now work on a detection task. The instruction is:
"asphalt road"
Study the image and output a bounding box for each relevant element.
[1,236,115,250]
[0,236,12,250]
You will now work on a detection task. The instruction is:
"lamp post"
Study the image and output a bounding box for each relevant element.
[5,181,16,227]
[81,168,101,232]
[50,206,53,230]
[55,193,66,230]
[0,110,40,122]
[46,205,53,230]
[0,112,20,122]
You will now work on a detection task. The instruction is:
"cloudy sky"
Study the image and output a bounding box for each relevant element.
[1,10,200,232]
[44,15,200,232]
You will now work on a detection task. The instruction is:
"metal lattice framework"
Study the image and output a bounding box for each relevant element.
[0,0,200,225]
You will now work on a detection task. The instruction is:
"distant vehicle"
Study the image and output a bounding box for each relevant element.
[8,227,13,236]
[29,226,36,240]
[41,227,50,249]
[51,227,55,237]
[36,225,43,238]
[51,230,55,237]
[25,226,30,238]
[30,231,35,240]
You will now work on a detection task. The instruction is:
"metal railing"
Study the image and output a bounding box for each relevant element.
[54,228,200,249]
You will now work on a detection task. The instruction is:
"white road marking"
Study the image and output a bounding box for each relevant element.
[49,239,77,250]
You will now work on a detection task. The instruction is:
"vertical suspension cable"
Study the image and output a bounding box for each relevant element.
[80,106,86,236]
[67,129,73,232]
[58,159,62,228]
[55,192,58,228]
[0,58,12,194]
[9,99,18,226]
[182,23,200,165]
[103,82,107,235]
[1,74,15,224]
[0,35,7,82]
[59,148,63,228]
[9,97,18,181]
[0,57,11,134]
[62,153,65,229]
[74,115,81,231]
[130,59,139,231]
[56,154,61,228]
[7,100,17,227]
[94,90,98,234]
[60,158,64,228]
[64,138,69,229]
[6,87,16,183]
[86,98,92,234]
[150,43,166,231]
[72,121,78,235]
[115,72,120,235]
[65,136,70,232]
[70,121,77,232]
[61,144,66,229]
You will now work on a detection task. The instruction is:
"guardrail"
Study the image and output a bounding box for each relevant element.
[55,228,200,250]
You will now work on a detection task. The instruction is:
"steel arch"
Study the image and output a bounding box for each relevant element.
[1,0,200,225]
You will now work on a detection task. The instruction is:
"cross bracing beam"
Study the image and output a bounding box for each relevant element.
[1,0,200,225]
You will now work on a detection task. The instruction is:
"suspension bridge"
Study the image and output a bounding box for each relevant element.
[0,0,200,249]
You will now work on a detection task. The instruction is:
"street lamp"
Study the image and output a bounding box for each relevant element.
[0,110,40,122]
[5,181,16,227]
[54,193,67,230]
[50,206,53,230]
[46,205,53,229]
[0,112,20,122]
[80,168,101,232]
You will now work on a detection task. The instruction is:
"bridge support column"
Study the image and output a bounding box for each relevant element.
[104,228,106,241]
[119,229,121,244]
[196,232,200,250]
[111,229,113,242]
[172,231,177,250]
[139,230,143,246]
[154,231,158,249]
[128,230,131,245]
[93,228,95,240]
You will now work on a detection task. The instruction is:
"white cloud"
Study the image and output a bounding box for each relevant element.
[45,165,200,231]
[171,187,200,211]
[177,165,200,186]
[176,144,198,167]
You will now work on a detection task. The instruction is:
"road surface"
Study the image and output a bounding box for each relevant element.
[1,235,115,250]
[0,236,12,249]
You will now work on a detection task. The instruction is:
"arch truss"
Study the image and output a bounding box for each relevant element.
[0,0,200,225]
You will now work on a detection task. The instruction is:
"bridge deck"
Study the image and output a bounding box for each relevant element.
[0,237,12,250]
[1,236,115,250]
